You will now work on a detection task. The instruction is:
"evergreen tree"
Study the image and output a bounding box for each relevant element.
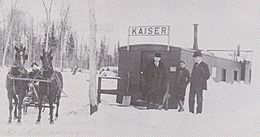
[113,41,119,66]
[49,23,57,50]
[66,33,75,69]
[42,23,57,50]
[98,38,107,69]
[41,23,58,66]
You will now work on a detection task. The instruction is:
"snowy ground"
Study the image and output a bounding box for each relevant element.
[0,67,259,137]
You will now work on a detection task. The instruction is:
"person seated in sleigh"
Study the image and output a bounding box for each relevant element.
[26,63,41,103]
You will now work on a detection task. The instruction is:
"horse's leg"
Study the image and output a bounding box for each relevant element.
[55,95,61,120]
[36,97,43,124]
[8,96,13,124]
[23,105,27,115]
[13,95,18,119]
[49,97,54,124]
[17,95,24,123]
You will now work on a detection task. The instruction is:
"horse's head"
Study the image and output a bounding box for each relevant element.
[14,46,28,66]
[40,49,54,78]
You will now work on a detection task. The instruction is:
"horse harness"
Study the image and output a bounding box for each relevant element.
[9,67,62,102]
[8,66,28,96]
[35,68,63,97]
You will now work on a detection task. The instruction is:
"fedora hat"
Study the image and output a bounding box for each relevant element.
[193,50,202,57]
[154,52,162,58]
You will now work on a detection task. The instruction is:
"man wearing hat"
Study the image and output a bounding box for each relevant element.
[26,63,41,103]
[142,52,167,109]
[28,63,40,79]
[189,50,210,114]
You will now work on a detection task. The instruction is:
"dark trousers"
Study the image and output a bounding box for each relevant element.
[145,85,164,105]
[189,87,203,114]
[141,85,149,101]
[176,86,186,101]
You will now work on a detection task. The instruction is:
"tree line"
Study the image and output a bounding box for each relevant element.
[0,0,118,71]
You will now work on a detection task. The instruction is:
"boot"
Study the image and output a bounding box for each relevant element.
[178,100,184,112]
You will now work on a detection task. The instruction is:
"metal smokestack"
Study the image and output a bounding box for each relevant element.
[237,45,240,56]
[193,24,199,50]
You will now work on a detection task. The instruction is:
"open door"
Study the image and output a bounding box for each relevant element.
[140,50,180,109]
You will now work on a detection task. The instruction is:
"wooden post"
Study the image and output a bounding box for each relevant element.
[88,0,98,115]
[97,77,101,104]
[167,26,170,51]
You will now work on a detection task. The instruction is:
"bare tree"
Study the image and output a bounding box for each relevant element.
[27,17,35,65]
[57,4,70,71]
[42,0,53,52]
[88,0,98,115]
[79,34,84,68]
[2,0,17,66]
[0,0,4,24]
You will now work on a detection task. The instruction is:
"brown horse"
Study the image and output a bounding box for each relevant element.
[36,49,63,124]
[6,46,28,124]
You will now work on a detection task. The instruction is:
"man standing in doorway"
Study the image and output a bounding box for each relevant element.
[189,50,210,114]
[143,52,167,109]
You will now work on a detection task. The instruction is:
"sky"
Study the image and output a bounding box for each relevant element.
[96,0,258,50]
[0,0,258,54]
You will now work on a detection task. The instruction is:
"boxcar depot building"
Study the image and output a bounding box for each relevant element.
[116,25,252,109]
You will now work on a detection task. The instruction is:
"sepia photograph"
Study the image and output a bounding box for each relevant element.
[0,0,259,136]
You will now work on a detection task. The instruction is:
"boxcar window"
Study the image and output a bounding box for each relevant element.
[234,71,238,81]
[212,67,217,78]
[222,69,226,82]
[249,70,252,83]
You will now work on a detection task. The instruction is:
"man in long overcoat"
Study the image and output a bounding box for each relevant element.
[189,50,210,114]
[143,52,167,109]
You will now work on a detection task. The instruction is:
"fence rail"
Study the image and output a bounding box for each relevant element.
[10,77,52,83]
[97,76,121,103]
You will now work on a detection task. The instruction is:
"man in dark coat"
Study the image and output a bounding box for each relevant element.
[189,50,210,114]
[26,63,41,103]
[28,63,40,79]
[143,52,167,109]
[175,60,190,112]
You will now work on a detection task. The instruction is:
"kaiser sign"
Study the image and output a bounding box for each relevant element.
[129,26,169,36]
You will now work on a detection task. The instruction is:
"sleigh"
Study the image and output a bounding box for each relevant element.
[11,77,67,113]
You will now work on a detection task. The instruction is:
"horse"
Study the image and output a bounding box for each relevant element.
[36,49,63,124]
[6,46,28,124]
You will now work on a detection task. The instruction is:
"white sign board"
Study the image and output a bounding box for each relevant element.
[129,26,169,36]
[170,67,176,72]
[212,67,217,78]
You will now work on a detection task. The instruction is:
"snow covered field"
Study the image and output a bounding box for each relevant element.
[0,67,259,137]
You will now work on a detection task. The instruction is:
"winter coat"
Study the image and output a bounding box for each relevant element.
[190,61,210,90]
[176,67,190,89]
[28,70,40,79]
[143,60,167,104]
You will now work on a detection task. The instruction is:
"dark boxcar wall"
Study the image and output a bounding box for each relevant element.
[203,55,242,83]
[243,61,252,84]
[117,44,170,103]
[116,50,142,103]
[139,47,182,109]
[116,44,250,106]
[181,49,242,84]
[116,44,182,108]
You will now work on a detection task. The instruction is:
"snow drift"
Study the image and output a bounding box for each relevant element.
[0,67,258,137]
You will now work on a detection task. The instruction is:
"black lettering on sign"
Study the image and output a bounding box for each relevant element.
[131,28,137,35]
[161,27,167,35]
[129,26,169,36]
[138,28,143,35]
[148,27,153,34]
[144,27,147,35]
[154,27,159,35]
